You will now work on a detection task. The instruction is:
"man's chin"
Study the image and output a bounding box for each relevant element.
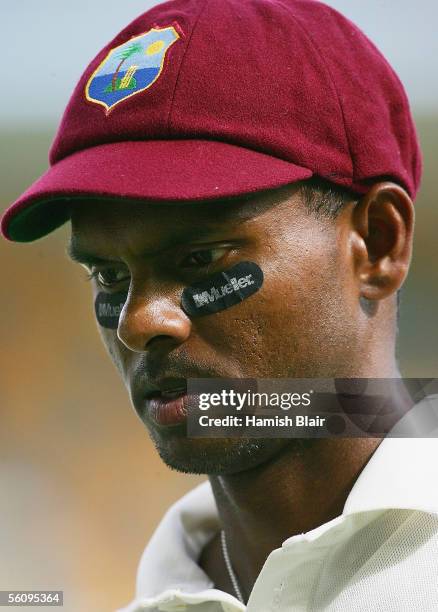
[149,435,295,475]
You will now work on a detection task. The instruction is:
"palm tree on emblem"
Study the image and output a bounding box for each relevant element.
[110,42,143,91]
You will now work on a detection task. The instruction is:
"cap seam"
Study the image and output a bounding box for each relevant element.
[286,6,354,181]
[166,0,210,136]
[38,137,335,171]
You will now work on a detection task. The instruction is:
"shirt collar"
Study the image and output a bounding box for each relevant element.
[343,393,438,516]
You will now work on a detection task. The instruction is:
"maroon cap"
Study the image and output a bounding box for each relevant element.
[1,0,422,242]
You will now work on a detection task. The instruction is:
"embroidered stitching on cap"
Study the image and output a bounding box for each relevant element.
[85,25,181,114]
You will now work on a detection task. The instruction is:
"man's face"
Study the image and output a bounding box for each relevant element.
[69,184,359,474]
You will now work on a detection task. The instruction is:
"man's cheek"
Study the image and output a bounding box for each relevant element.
[96,319,129,377]
[191,285,273,362]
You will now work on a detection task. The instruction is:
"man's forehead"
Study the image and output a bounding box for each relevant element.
[70,185,298,225]
[67,216,229,264]
[69,185,299,244]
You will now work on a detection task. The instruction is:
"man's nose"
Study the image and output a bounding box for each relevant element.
[117,290,191,353]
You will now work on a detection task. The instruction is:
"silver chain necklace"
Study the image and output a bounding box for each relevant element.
[220,529,245,604]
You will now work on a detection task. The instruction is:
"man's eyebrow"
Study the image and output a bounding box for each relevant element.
[66,241,118,265]
[65,225,227,265]
[65,190,284,265]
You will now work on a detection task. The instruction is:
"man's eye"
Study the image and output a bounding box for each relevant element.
[181,247,228,268]
[87,266,130,287]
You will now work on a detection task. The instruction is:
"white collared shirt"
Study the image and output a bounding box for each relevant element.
[118,394,438,612]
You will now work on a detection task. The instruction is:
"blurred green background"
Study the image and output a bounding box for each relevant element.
[1,1,437,611]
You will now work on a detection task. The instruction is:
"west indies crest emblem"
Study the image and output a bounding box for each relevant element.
[85,26,180,113]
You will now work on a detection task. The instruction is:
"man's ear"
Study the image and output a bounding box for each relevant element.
[351,182,414,300]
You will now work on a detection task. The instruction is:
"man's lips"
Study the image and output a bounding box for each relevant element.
[133,371,240,428]
[141,378,189,427]
[146,391,188,427]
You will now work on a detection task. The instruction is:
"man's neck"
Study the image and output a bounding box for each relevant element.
[206,437,381,600]
[200,371,413,600]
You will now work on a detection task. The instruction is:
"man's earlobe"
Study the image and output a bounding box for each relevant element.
[351,182,414,300]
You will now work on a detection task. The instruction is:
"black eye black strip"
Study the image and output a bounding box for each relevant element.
[94,262,264,327]
[95,291,127,329]
[181,261,264,317]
